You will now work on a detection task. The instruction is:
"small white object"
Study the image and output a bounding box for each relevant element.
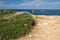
[24,24,27,26]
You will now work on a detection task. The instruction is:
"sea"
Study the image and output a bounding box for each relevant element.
[12,9,60,16]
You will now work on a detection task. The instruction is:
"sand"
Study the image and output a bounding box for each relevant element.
[18,15,60,40]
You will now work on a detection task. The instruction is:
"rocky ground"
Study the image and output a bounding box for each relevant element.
[19,15,60,40]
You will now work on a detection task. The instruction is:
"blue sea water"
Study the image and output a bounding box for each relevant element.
[13,9,60,15]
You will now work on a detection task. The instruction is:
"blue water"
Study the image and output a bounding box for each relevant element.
[13,9,60,15]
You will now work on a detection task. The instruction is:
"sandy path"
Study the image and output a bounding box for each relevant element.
[18,16,60,40]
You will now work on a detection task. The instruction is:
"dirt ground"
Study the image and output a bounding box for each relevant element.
[19,15,60,40]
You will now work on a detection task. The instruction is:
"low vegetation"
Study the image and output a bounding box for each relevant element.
[0,10,35,40]
[0,10,16,15]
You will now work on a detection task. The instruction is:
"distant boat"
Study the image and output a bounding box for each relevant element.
[39,10,44,12]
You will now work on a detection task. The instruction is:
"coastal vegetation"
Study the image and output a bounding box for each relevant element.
[0,10,16,15]
[0,10,35,40]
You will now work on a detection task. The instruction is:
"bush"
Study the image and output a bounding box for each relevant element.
[0,10,16,16]
[0,12,35,40]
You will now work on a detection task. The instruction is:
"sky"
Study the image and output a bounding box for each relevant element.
[0,0,60,9]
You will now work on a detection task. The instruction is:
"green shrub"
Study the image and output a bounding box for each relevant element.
[0,10,16,16]
[0,12,34,40]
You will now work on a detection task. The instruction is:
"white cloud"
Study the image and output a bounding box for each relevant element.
[0,0,60,9]
[18,0,60,9]
[41,2,60,9]
[18,0,36,6]
[0,1,4,6]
